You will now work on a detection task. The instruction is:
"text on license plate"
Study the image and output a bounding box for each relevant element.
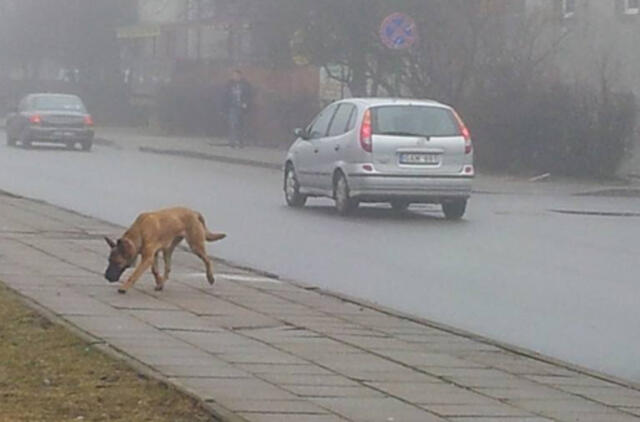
[399,153,440,165]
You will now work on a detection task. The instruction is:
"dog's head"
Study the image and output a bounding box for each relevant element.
[104,237,137,283]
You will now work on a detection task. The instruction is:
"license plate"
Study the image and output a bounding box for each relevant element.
[54,131,75,138]
[399,153,440,165]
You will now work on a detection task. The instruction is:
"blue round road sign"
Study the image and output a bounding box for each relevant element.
[380,13,418,50]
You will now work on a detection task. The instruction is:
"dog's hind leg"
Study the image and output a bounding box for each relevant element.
[187,239,215,285]
[162,237,183,282]
[195,246,215,285]
[186,226,216,285]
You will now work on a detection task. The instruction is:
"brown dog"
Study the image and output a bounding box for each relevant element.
[104,207,226,294]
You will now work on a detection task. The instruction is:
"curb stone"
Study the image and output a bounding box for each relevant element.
[139,146,282,171]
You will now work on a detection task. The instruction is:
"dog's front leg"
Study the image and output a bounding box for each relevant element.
[118,253,153,294]
[152,251,165,291]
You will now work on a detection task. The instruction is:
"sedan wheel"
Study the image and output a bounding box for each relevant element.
[442,199,467,220]
[284,166,307,208]
[334,173,358,216]
[390,200,410,212]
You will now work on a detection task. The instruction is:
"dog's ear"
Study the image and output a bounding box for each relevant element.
[117,238,136,258]
[105,237,116,249]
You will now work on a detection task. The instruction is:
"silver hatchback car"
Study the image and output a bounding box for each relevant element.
[284,98,474,219]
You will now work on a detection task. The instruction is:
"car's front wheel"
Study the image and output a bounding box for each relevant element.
[21,136,32,149]
[334,172,358,216]
[390,200,411,212]
[6,135,17,147]
[442,199,467,220]
[284,165,307,208]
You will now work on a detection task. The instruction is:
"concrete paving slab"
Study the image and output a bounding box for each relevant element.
[256,373,359,387]
[127,309,219,332]
[236,414,346,422]
[216,349,310,366]
[168,330,260,352]
[223,398,330,414]
[449,418,553,422]
[96,290,184,311]
[538,412,640,422]
[235,363,335,377]
[312,397,448,422]
[155,364,250,378]
[423,403,535,418]
[283,385,385,399]
[475,385,577,400]
[173,377,298,401]
[366,382,493,405]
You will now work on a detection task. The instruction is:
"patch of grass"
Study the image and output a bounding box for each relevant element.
[0,283,217,422]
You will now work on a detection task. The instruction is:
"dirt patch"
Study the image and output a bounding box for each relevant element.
[0,283,217,422]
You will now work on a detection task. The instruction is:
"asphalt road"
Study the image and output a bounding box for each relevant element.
[1,137,639,383]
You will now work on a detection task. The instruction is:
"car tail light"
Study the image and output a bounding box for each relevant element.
[360,109,373,153]
[453,110,472,154]
[84,115,94,126]
[29,114,42,125]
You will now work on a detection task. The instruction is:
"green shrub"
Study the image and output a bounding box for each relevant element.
[467,83,637,178]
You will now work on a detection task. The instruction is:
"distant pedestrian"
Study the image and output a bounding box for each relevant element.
[224,69,252,148]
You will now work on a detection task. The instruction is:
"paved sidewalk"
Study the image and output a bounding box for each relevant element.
[2,193,640,421]
[95,126,640,198]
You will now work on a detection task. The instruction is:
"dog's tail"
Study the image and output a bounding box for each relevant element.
[198,213,227,243]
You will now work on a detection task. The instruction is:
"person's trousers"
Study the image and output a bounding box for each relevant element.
[228,109,246,147]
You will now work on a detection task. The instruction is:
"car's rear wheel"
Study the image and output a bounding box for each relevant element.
[6,135,17,147]
[65,141,75,150]
[284,165,307,208]
[442,199,467,220]
[81,141,92,152]
[334,172,358,216]
[390,200,411,212]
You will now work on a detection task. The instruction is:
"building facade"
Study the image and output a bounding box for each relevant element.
[118,0,320,142]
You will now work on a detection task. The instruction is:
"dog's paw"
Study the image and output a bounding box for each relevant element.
[207,275,215,285]
[117,288,127,295]
[154,285,164,292]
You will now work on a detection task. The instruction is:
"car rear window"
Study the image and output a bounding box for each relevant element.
[371,106,460,138]
[31,96,86,112]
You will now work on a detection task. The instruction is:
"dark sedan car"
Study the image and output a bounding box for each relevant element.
[6,93,94,151]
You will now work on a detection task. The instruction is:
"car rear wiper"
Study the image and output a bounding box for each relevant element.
[375,131,429,138]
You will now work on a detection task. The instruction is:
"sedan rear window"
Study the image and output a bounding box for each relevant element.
[31,96,86,112]
[372,106,460,138]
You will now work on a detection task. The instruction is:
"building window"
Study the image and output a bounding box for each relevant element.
[625,0,640,14]
[562,0,576,18]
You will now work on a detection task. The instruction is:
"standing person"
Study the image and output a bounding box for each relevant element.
[224,69,252,148]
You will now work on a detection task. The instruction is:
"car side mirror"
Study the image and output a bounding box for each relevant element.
[294,128,309,140]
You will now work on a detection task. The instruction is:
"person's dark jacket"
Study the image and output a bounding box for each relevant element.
[224,79,253,112]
